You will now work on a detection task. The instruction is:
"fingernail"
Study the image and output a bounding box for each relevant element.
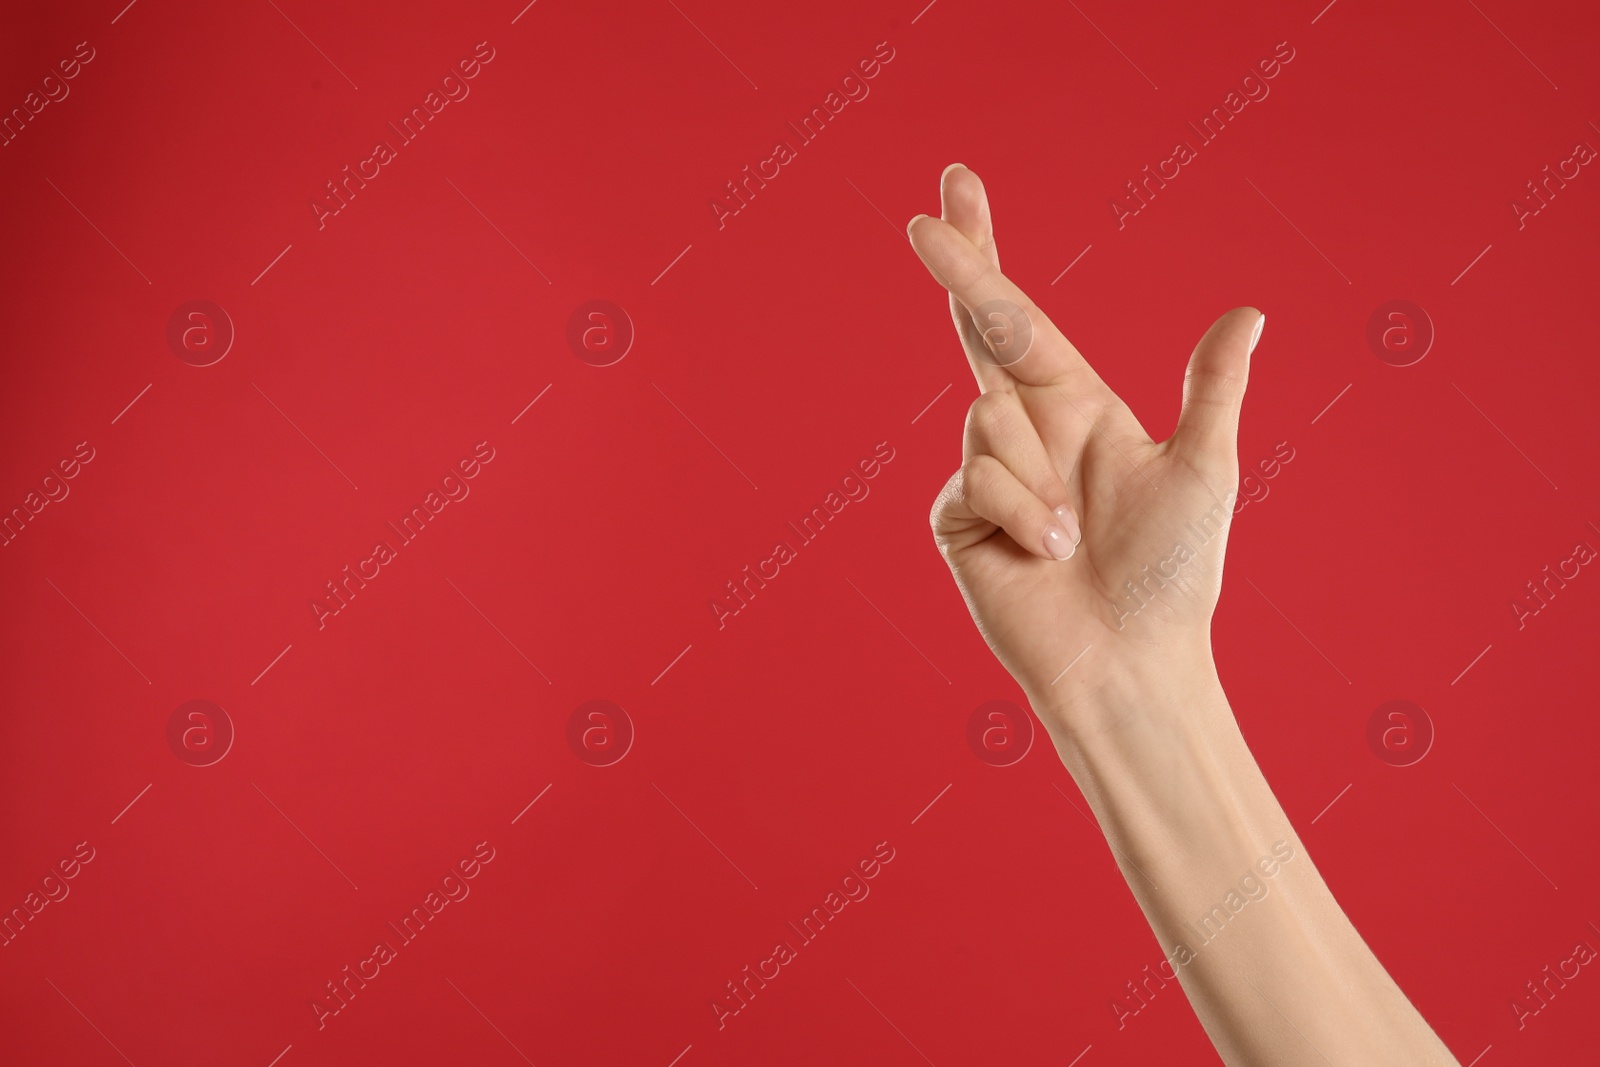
[906,213,929,239]
[1054,504,1081,546]
[1044,524,1076,560]
[941,162,967,181]
[1249,312,1265,355]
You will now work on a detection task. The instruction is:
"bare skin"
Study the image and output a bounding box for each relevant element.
[910,164,1459,1066]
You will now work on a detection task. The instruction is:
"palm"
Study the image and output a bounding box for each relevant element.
[911,166,1257,709]
[951,398,1231,697]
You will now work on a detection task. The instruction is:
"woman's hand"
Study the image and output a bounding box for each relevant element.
[909,164,1263,738]
[910,166,1462,1067]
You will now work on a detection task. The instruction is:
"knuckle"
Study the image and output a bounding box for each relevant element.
[960,453,1001,500]
[965,390,1013,433]
[947,248,996,291]
[1184,365,1249,403]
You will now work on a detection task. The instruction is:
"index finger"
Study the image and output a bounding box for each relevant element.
[907,213,1112,400]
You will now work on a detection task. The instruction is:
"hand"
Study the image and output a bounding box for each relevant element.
[909,164,1264,737]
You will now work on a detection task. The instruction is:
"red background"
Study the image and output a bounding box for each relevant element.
[3,0,1598,1064]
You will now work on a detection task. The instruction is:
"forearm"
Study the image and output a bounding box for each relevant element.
[1035,651,1458,1066]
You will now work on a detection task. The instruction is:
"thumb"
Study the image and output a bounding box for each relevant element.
[1171,307,1263,475]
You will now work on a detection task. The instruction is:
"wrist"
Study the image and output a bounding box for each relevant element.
[1031,645,1296,888]
[1035,650,1279,890]
[1027,639,1227,754]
